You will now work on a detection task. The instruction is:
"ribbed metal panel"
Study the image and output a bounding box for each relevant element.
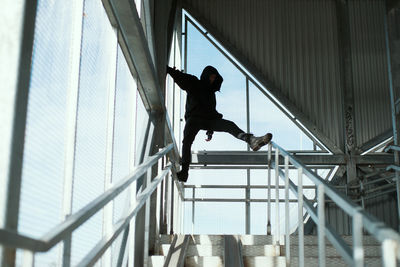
[349,0,392,148]
[183,0,392,151]
[365,193,398,231]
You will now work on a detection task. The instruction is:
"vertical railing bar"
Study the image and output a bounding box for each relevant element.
[284,155,290,265]
[267,143,272,235]
[382,239,397,267]
[163,174,170,234]
[275,148,280,245]
[318,184,326,267]
[170,174,175,235]
[116,226,130,267]
[143,170,152,267]
[159,179,165,233]
[384,3,400,232]
[360,179,365,209]
[192,188,195,235]
[246,168,251,234]
[298,168,304,267]
[142,122,156,267]
[246,77,251,235]
[22,250,34,267]
[353,212,364,267]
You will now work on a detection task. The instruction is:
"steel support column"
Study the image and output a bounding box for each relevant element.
[0,0,38,266]
[336,0,357,184]
[386,5,400,230]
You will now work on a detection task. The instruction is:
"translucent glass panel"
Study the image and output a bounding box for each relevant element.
[186,169,247,186]
[183,170,247,233]
[193,202,245,234]
[186,23,247,151]
[249,82,314,150]
[71,0,117,264]
[135,93,150,162]
[112,46,137,224]
[18,0,75,265]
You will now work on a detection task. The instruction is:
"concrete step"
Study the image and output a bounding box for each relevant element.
[149,256,225,267]
[159,234,380,246]
[160,244,281,257]
[243,256,286,267]
[185,256,223,267]
[160,244,223,257]
[286,235,380,246]
[288,256,382,267]
[288,244,381,257]
[160,234,223,245]
[242,245,282,256]
[149,256,165,267]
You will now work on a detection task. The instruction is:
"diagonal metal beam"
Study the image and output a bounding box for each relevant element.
[105,0,164,113]
[358,129,393,153]
[182,2,343,154]
[102,0,181,162]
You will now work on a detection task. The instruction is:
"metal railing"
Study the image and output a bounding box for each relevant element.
[269,141,400,267]
[0,144,183,266]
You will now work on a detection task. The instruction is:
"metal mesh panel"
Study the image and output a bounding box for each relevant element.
[71,0,117,263]
[71,212,103,266]
[17,0,75,265]
[110,46,137,265]
[112,46,136,224]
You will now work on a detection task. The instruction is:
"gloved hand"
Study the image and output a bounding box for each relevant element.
[205,130,213,142]
[166,66,176,74]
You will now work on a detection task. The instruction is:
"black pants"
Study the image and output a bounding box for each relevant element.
[181,117,245,167]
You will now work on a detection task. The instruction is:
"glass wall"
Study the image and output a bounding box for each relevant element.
[15,0,150,265]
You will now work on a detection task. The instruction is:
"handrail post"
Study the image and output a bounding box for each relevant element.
[170,173,175,235]
[192,188,195,235]
[382,239,397,267]
[275,148,280,245]
[284,155,290,266]
[22,250,34,267]
[267,143,272,235]
[298,168,304,267]
[353,211,364,267]
[317,184,326,267]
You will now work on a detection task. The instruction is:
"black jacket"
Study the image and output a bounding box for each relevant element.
[167,66,223,120]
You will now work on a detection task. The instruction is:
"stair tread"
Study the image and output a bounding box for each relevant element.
[159,234,380,246]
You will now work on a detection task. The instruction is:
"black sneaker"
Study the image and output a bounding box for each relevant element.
[249,133,273,151]
[177,170,189,182]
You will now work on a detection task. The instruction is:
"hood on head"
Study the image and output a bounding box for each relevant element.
[200,65,223,91]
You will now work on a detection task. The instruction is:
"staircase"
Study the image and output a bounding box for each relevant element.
[150,234,382,267]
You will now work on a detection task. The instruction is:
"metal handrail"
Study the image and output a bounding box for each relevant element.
[0,144,174,253]
[270,141,400,266]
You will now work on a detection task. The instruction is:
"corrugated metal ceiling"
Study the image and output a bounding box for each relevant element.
[182,0,392,153]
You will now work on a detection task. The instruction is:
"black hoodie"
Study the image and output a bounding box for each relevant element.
[167,65,223,120]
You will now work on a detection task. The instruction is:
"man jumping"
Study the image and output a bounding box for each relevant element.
[167,65,272,182]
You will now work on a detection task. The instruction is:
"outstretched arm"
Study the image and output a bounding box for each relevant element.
[167,66,198,92]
